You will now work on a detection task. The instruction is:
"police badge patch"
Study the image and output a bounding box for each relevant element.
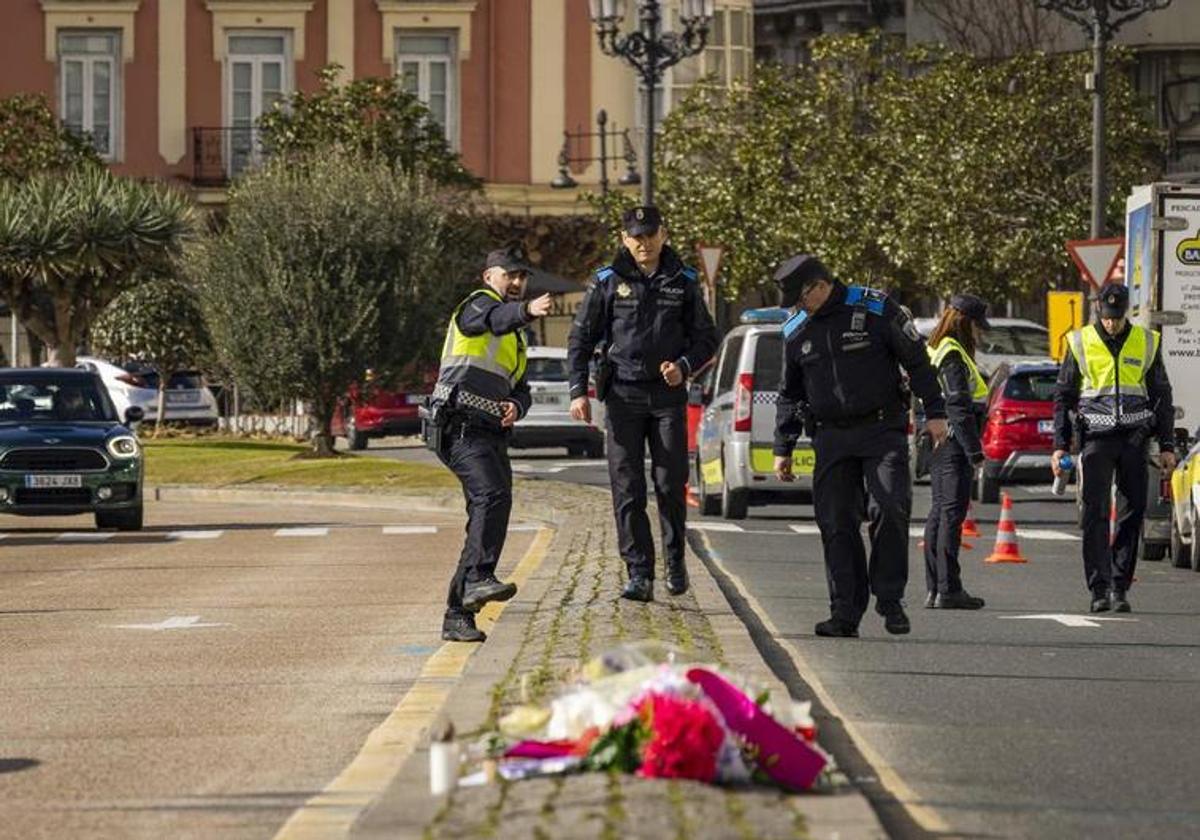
[801,340,812,355]
[617,282,632,298]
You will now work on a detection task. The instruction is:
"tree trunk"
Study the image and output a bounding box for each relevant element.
[154,381,167,438]
[311,400,335,457]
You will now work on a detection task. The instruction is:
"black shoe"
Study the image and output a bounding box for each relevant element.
[876,601,911,635]
[924,591,936,609]
[814,617,859,638]
[665,558,689,596]
[935,591,986,610]
[1110,590,1131,613]
[442,612,486,643]
[461,577,518,612]
[1089,594,1112,613]
[621,576,654,602]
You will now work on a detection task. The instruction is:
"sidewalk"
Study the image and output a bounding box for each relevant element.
[351,480,886,840]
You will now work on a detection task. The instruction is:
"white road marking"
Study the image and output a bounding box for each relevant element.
[1015,528,1079,541]
[167,530,225,540]
[686,522,745,532]
[274,527,329,538]
[507,523,544,532]
[56,532,114,542]
[110,615,229,631]
[1000,613,1137,628]
[382,525,438,535]
[789,524,822,535]
[511,464,568,474]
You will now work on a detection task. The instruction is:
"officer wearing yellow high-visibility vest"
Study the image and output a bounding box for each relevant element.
[922,295,990,611]
[427,247,552,642]
[1052,283,1176,614]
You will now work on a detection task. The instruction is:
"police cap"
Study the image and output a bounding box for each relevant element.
[948,293,991,330]
[621,205,663,236]
[773,253,831,307]
[484,247,531,274]
[1095,282,1130,318]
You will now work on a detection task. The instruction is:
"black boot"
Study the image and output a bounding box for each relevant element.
[1089,593,1112,613]
[442,612,486,643]
[621,575,654,602]
[462,576,518,612]
[1110,589,1131,613]
[665,557,689,596]
[876,600,911,635]
[814,617,859,638]
[934,590,986,610]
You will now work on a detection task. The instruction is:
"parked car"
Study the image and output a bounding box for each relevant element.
[0,368,145,530]
[914,317,1050,378]
[1168,435,1200,571]
[975,360,1059,503]
[331,369,435,451]
[693,308,814,520]
[510,346,605,457]
[76,356,219,428]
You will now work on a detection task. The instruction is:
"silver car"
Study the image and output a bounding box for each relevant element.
[692,309,815,519]
[510,346,605,458]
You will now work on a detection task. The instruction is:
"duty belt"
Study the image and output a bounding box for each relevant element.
[1083,409,1155,430]
[815,407,903,430]
[433,383,506,418]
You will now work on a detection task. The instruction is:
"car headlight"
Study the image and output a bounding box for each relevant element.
[107,435,141,459]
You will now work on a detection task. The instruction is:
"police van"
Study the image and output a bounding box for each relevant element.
[691,308,815,519]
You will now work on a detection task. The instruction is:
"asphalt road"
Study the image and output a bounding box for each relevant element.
[0,499,533,840]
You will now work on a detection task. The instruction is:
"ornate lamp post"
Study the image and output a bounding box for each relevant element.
[1035,0,1173,237]
[550,109,642,197]
[588,0,715,205]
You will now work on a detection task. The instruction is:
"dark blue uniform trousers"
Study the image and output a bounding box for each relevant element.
[813,421,911,625]
[1079,434,1148,595]
[604,381,688,578]
[438,424,512,615]
[923,438,972,596]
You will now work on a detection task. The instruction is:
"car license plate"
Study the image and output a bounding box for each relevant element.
[533,394,563,406]
[406,394,425,405]
[165,391,200,405]
[25,474,82,488]
[1038,419,1054,434]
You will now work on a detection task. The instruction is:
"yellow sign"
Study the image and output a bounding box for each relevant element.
[750,447,816,475]
[1047,291,1085,362]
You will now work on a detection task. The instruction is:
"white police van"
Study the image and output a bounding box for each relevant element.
[691,308,815,519]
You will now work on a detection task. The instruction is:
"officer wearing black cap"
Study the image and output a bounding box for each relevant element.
[772,254,947,637]
[428,247,553,642]
[1053,282,1175,614]
[567,206,718,602]
[922,294,991,611]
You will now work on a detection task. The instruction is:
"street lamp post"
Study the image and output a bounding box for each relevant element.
[550,108,642,197]
[1035,0,1173,238]
[588,0,714,205]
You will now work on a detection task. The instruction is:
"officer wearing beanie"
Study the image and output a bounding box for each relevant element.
[772,254,947,638]
[567,206,718,602]
[1053,282,1175,614]
[429,247,553,642]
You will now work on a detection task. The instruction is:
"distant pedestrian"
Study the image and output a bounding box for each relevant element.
[567,206,718,602]
[922,295,990,610]
[773,255,947,637]
[1052,283,1175,613]
[426,247,553,642]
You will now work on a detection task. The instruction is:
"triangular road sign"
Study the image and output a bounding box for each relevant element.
[1066,238,1124,289]
[697,243,725,284]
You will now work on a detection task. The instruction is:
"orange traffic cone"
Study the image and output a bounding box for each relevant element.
[985,492,1028,564]
[1109,498,1118,547]
[962,503,982,538]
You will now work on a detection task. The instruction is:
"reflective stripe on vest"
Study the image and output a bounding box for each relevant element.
[437,288,527,403]
[928,337,988,402]
[1066,324,1159,428]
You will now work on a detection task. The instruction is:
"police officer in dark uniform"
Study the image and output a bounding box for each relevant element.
[567,206,719,601]
[772,255,947,637]
[1052,282,1175,613]
[428,247,552,642]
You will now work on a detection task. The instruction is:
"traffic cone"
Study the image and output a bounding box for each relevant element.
[962,503,982,538]
[1109,498,1118,547]
[685,483,699,509]
[985,492,1028,564]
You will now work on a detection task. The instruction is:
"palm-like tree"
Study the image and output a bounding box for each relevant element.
[0,165,196,366]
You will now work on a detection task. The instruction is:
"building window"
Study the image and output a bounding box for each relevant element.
[225,32,291,176]
[58,31,120,160]
[395,31,457,145]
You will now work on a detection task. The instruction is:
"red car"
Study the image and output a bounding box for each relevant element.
[331,369,437,451]
[976,360,1059,502]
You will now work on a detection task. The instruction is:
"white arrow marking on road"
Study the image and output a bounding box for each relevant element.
[168,530,225,540]
[383,525,438,535]
[687,522,744,532]
[111,615,229,631]
[1000,614,1138,628]
[275,527,329,537]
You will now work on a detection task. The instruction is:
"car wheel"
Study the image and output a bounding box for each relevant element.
[1142,538,1169,564]
[697,452,721,517]
[1190,504,1200,572]
[720,450,748,520]
[95,504,143,532]
[585,440,605,459]
[346,414,367,451]
[977,471,1000,505]
[1170,506,1186,567]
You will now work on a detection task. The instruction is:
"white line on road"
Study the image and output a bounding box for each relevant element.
[1015,528,1079,541]
[686,522,745,532]
[789,524,821,535]
[507,523,545,532]
[274,527,329,538]
[167,530,225,540]
[56,532,114,542]
[109,615,229,631]
[1000,613,1138,628]
[511,464,568,474]
[382,525,439,535]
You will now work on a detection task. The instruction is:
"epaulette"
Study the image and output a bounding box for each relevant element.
[845,285,886,316]
[782,310,808,341]
[595,266,616,282]
[681,267,699,281]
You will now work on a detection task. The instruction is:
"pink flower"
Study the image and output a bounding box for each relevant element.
[637,694,726,782]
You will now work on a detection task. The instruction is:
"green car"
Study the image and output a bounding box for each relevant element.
[0,368,145,530]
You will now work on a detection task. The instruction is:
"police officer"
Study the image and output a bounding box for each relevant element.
[567,206,718,601]
[772,255,947,637]
[1052,282,1175,613]
[429,247,553,642]
[922,294,990,610]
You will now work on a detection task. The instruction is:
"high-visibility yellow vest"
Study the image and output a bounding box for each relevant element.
[1066,323,1159,431]
[434,287,527,416]
[928,337,988,402]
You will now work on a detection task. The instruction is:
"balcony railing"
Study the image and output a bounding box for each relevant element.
[191,126,267,187]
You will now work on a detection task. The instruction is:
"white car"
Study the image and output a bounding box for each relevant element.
[75,356,219,428]
[913,317,1050,378]
[510,346,605,457]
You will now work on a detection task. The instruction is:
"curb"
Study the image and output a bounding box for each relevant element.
[148,484,465,517]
